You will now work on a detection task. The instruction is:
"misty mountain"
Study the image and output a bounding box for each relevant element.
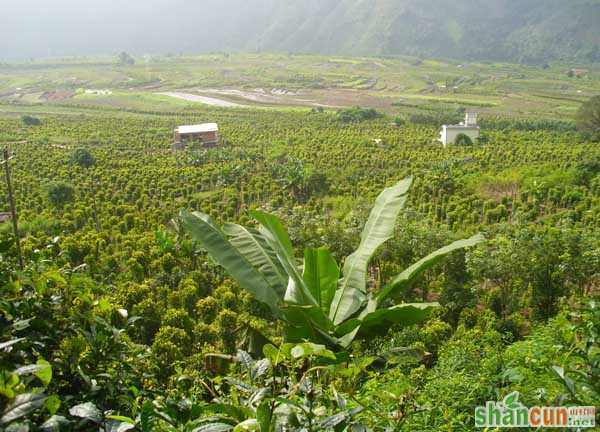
[2,0,599,63]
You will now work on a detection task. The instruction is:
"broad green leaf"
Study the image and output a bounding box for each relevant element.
[290,343,336,360]
[12,319,33,331]
[106,415,135,424]
[180,210,280,314]
[10,364,47,386]
[330,177,413,325]
[236,350,253,371]
[336,297,378,348]
[551,365,576,394]
[209,403,253,421]
[353,303,438,337]
[262,344,283,365]
[377,233,484,303]
[248,210,293,256]
[140,400,154,432]
[282,305,336,345]
[35,359,52,386]
[44,395,61,416]
[0,371,19,399]
[69,402,102,423]
[319,412,348,429]
[0,393,47,425]
[303,247,339,314]
[256,401,272,432]
[251,211,317,307]
[223,224,288,300]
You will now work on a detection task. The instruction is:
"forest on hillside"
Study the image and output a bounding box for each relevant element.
[2,0,600,62]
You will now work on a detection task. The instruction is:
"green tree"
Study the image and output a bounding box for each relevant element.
[70,148,96,168]
[21,115,41,126]
[576,96,600,140]
[46,181,74,208]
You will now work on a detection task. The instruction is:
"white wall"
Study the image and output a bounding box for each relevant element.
[441,127,479,146]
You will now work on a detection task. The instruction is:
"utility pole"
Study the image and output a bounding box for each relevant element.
[2,148,24,270]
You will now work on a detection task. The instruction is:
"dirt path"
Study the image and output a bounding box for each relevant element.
[156,92,247,108]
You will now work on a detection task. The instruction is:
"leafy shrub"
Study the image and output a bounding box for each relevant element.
[337,106,382,122]
[46,181,75,208]
[196,296,219,323]
[21,115,41,126]
[70,148,96,168]
[576,95,600,140]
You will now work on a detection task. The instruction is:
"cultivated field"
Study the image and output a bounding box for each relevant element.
[1,53,599,118]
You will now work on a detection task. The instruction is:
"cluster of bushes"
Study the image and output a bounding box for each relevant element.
[336,106,382,122]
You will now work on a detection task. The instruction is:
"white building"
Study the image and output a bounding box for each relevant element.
[439,112,480,147]
[172,123,219,150]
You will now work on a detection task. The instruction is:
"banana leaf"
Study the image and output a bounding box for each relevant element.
[251,211,318,307]
[354,302,438,336]
[180,210,281,314]
[330,177,412,325]
[222,223,288,300]
[377,233,484,303]
[303,247,339,314]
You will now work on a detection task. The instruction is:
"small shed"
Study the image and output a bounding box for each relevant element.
[173,123,219,149]
[439,112,480,147]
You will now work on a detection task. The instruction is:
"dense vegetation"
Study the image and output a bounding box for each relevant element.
[577,95,600,141]
[0,103,599,430]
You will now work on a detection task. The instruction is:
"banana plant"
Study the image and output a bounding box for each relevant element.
[180,177,483,349]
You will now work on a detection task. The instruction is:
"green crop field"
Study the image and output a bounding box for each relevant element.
[0,53,599,430]
[2,53,599,119]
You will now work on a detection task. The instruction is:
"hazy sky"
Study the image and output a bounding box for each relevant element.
[0,0,253,59]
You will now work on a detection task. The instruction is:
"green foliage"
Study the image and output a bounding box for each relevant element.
[336,106,381,122]
[0,98,599,429]
[70,147,96,168]
[181,178,482,349]
[20,115,41,126]
[45,181,75,208]
[577,95,600,141]
[0,266,143,428]
[551,301,600,406]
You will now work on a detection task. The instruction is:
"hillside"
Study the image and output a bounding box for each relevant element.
[2,0,600,63]
[211,0,600,63]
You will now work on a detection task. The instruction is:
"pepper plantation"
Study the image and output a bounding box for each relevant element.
[0,104,599,430]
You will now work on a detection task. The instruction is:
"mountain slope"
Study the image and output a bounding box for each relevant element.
[1,0,599,62]
[225,0,600,62]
